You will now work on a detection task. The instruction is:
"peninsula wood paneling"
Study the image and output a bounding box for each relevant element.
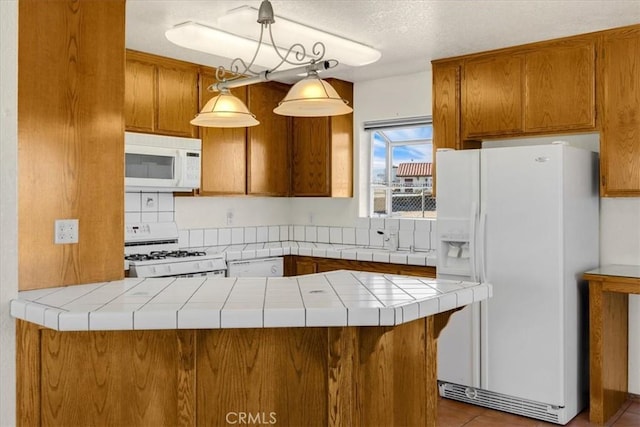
[198,69,248,195]
[286,255,437,278]
[599,26,640,196]
[247,82,291,196]
[18,0,125,289]
[196,328,329,426]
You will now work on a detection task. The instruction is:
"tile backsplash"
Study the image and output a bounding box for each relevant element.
[125,191,175,223]
[178,218,437,252]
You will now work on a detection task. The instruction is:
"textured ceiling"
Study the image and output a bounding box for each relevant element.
[126,0,640,83]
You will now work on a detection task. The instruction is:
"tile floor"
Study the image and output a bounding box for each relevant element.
[437,397,640,426]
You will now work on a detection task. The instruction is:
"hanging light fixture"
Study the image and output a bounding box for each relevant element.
[191,88,259,127]
[166,0,367,127]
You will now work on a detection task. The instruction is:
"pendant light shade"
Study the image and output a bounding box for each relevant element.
[190,90,259,128]
[273,74,353,117]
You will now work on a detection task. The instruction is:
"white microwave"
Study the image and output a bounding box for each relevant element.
[125,132,201,192]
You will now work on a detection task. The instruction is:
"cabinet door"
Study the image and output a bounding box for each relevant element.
[125,59,155,133]
[432,62,461,151]
[198,72,247,195]
[291,117,331,196]
[525,39,596,132]
[295,259,318,275]
[600,27,640,196]
[247,83,290,196]
[156,65,199,138]
[463,54,524,138]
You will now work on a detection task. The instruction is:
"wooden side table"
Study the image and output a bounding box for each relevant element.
[584,265,640,425]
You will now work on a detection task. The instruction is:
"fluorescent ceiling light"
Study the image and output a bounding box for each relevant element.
[166,21,311,71]
[219,6,381,67]
[166,6,381,69]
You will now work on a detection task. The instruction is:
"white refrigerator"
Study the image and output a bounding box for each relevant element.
[435,143,599,424]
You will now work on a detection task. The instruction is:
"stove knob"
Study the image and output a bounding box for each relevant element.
[151,266,156,273]
[194,263,200,270]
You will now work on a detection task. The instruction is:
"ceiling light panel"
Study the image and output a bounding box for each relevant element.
[216,6,381,67]
[166,22,311,70]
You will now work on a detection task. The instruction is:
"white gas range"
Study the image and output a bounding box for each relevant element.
[124,222,226,278]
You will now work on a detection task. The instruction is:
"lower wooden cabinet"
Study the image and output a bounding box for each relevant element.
[284,255,436,278]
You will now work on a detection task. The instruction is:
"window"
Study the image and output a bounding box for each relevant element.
[367,117,435,218]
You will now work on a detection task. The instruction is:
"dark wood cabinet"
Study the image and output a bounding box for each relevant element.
[291,78,353,197]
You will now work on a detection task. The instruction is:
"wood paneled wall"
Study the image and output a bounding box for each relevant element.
[18,0,126,289]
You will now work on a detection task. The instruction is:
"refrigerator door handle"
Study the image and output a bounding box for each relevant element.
[470,202,479,282]
[479,210,488,282]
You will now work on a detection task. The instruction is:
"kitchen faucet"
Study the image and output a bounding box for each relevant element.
[377,230,398,251]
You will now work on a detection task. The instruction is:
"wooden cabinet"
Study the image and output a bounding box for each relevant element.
[432,62,461,151]
[291,78,353,197]
[463,53,525,138]
[125,50,199,138]
[285,255,436,278]
[198,74,290,196]
[247,83,291,196]
[599,26,640,196]
[459,38,596,139]
[524,38,596,132]
[198,70,248,195]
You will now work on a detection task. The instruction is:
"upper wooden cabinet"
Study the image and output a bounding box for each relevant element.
[198,70,248,195]
[463,53,525,138]
[599,26,640,197]
[198,71,290,196]
[247,83,291,196]
[291,78,353,197]
[459,38,596,139]
[125,50,199,138]
[524,39,596,133]
[432,61,461,151]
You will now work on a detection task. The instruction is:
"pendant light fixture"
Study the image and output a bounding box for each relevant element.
[167,0,372,128]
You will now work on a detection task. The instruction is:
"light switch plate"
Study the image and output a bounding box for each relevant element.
[54,219,79,244]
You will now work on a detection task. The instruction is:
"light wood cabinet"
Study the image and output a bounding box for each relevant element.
[459,38,596,139]
[463,53,525,138]
[599,26,640,196]
[432,62,461,151]
[524,38,596,132]
[198,74,290,196]
[285,255,436,278]
[125,50,199,138]
[247,82,291,196]
[198,70,248,195]
[291,78,353,197]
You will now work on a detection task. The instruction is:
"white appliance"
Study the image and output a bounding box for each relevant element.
[435,143,599,425]
[227,257,284,277]
[125,132,201,192]
[125,222,226,278]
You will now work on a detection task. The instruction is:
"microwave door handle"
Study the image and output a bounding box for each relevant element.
[173,150,183,186]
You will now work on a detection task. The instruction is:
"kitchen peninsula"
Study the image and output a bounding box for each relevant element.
[12,270,491,426]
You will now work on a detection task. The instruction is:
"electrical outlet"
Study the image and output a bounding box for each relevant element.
[55,219,79,244]
[309,212,315,224]
[226,209,234,226]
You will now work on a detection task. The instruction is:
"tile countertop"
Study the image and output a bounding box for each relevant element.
[200,241,438,267]
[584,264,640,280]
[10,270,491,331]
